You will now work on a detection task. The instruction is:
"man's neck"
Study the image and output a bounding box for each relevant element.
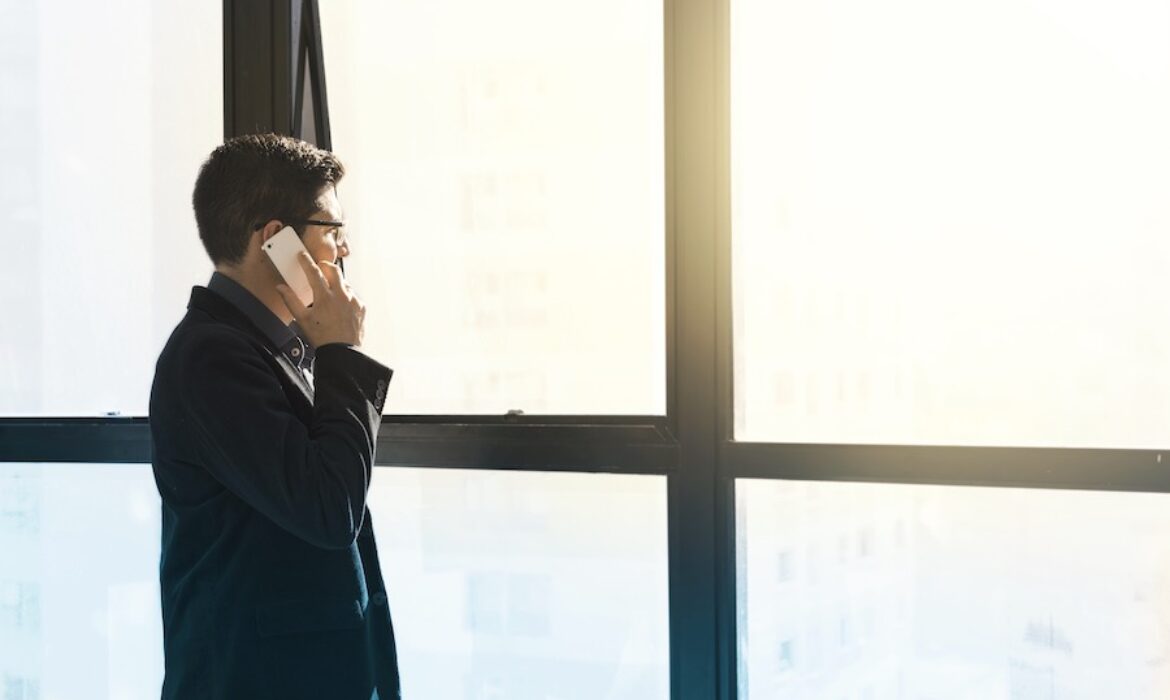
[215,265,293,325]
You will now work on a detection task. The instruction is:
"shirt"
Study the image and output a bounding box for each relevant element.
[207,271,322,384]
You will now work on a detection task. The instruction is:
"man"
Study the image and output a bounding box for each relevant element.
[148,133,401,699]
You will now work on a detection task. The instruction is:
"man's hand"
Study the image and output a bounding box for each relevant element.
[275,251,366,348]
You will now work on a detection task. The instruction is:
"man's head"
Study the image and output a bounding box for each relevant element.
[193,134,349,279]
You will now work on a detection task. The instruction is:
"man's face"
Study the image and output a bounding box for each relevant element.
[298,185,349,270]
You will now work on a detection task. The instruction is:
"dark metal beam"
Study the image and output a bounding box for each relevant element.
[710,0,737,694]
[0,418,150,464]
[303,0,331,148]
[0,418,678,473]
[724,441,1170,494]
[667,0,727,696]
[223,0,310,138]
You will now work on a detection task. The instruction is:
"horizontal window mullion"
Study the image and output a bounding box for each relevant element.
[374,439,676,474]
[722,441,1170,494]
[0,418,679,473]
[0,418,149,464]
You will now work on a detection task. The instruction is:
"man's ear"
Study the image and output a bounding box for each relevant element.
[256,220,285,245]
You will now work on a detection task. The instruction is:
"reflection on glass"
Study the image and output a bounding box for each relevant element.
[0,463,163,699]
[369,468,669,698]
[732,0,1170,447]
[319,0,666,415]
[737,478,1170,699]
[0,1,223,417]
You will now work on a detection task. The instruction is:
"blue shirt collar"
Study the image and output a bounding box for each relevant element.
[207,271,315,368]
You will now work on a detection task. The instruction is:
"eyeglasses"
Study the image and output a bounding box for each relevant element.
[255,218,348,246]
[253,218,346,231]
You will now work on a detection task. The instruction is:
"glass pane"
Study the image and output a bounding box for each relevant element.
[368,468,669,698]
[0,463,163,698]
[0,1,222,417]
[732,0,1170,447]
[737,478,1170,698]
[319,0,666,414]
[0,462,668,698]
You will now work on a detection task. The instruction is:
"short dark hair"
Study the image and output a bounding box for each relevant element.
[192,133,345,266]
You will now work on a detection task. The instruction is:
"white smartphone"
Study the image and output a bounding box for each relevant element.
[262,225,314,308]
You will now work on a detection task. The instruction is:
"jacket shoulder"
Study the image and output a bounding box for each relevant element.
[151,311,275,419]
[159,310,269,367]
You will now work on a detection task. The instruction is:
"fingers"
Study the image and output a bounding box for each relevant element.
[296,251,329,293]
[317,259,342,287]
[318,261,354,298]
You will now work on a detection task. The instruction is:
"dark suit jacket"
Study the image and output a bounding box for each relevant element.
[149,285,401,699]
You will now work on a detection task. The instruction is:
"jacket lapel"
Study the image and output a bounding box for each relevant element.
[187,286,315,405]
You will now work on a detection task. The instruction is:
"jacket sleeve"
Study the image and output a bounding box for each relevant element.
[181,329,392,550]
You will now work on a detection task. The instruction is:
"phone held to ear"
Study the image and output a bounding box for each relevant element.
[262,226,314,308]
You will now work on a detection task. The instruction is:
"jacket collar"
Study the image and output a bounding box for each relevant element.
[187,285,283,356]
[207,271,299,351]
[187,285,316,402]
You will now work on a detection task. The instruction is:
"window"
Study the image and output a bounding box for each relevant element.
[319,0,666,414]
[24,0,1170,696]
[737,479,1170,699]
[731,0,1170,448]
[0,462,671,700]
[0,463,163,700]
[367,468,669,699]
[0,1,222,418]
